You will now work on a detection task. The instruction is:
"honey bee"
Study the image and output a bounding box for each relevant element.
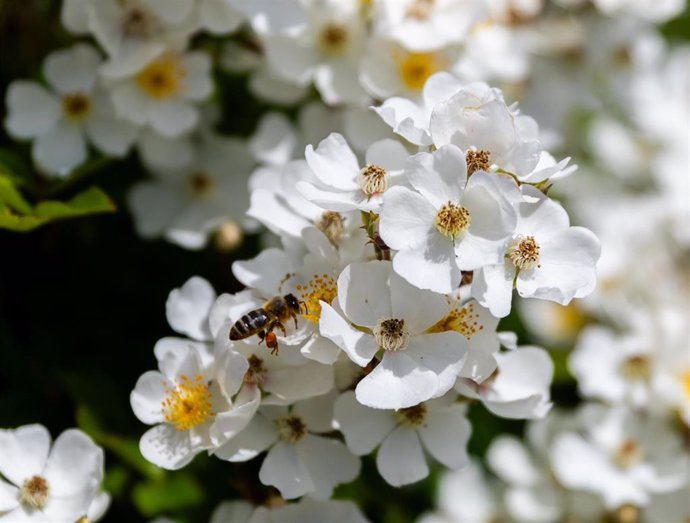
[229,294,305,355]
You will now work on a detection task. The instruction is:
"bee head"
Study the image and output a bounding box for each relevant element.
[284,294,301,313]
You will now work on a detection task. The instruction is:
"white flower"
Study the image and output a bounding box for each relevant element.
[196,0,244,35]
[335,391,471,486]
[4,44,137,177]
[248,496,370,523]
[472,186,601,317]
[417,459,501,523]
[0,425,104,522]
[591,0,685,22]
[373,71,464,146]
[379,145,518,293]
[320,261,468,409]
[375,0,485,52]
[128,132,254,249]
[262,0,369,105]
[360,38,458,100]
[550,404,689,509]
[109,50,213,137]
[456,346,553,419]
[85,0,197,76]
[298,133,409,213]
[130,336,256,469]
[570,326,656,407]
[214,396,360,500]
[429,81,542,176]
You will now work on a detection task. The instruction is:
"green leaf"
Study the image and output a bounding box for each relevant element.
[34,186,115,219]
[0,175,32,214]
[0,175,116,232]
[133,473,205,517]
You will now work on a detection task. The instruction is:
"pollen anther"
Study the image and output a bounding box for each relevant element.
[20,475,50,509]
[507,235,541,270]
[373,318,409,352]
[162,374,213,431]
[435,202,471,239]
[359,164,389,197]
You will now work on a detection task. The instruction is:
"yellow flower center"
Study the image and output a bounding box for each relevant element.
[395,403,427,428]
[122,6,158,38]
[359,164,389,197]
[429,301,484,339]
[162,374,213,431]
[319,23,349,55]
[373,318,409,352]
[406,0,434,20]
[277,415,307,443]
[615,439,643,469]
[681,371,690,402]
[136,55,186,100]
[244,354,267,387]
[507,235,541,270]
[296,273,338,325]
[398,51,444,91]
[20,475,49,509]
[620,356,651,381]
[62,93,91,122]
[466,149,491,175]
[315,211,345,245]
[435,201,471,239]
[189,172,215,197]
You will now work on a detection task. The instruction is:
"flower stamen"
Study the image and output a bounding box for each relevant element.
[435,201,471,239]
[296,273,338,324]
[373,318,409,352]
[20,475,49,509]
[62,93,91,122]
[136,54,186,100]
[277,415,307,443]
[359,164,389,197]
[507,235,541,270]
[465,149,491,175]
[395,403,427,428]
[315,211,345,245]
[162,374,213,431]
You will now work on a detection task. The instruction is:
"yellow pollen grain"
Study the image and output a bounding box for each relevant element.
[296,273,337,324]
[398,51,445,91]
[429,302,484,339]
[62,93,91,122]
[136,54,186,100]
[162,374,213,431]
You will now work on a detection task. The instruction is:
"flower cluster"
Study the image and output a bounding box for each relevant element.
[0,425,108,522]
[129,72,599,512]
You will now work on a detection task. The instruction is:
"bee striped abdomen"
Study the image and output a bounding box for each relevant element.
[230,309,269,340]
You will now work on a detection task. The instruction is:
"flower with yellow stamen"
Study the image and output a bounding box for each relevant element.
[136,54,187,100]
[296,273,338,324]
[162,374,214,431]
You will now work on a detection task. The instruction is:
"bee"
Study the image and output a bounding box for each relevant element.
[229,294,305,355]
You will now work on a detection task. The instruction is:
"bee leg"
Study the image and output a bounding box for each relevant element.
[276,322,287,337]
[292,312,299,329]
[257,330,267,345]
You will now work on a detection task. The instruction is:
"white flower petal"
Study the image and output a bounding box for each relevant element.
[32,121,87,177]
[373,97,432,146]
[258,441,315,499]
[390,271,449,334]
[0,480,18,512]
[338,261,392,328]
[44,44,101,94]
[0,424,51,485]
[319,301,377,367]
[213,415,278,462]
[44,429,103,497]
[391,234,460,294]
[4,82,60,139]
[264,361,334,402]
[334,391,396,455]
[139,424,197,470]
[405,145,467,209]
[130,371,167,425]
[297,435,360,498]
[379,186,437,251]
[419,405,471,469]
[305,133,360,191]
[376,427,428,487]
[356,351,439,409]
[166,277,216,341]
[471,263,515,319]
[148,100,199,137]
